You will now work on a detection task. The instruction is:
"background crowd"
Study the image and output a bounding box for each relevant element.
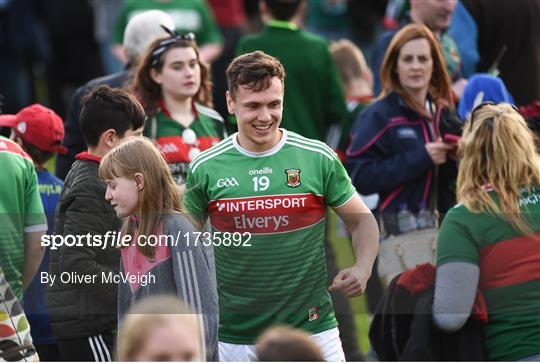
[1,0,540,361]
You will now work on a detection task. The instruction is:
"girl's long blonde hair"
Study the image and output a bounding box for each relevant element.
[99,137,184,257]
[458,103,540,236]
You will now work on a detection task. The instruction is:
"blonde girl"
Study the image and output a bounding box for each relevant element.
[99,137,218,361]
[432,103,540,361]
[117,296,202,362]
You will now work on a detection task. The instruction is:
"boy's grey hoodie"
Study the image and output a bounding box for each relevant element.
[117,213,218,361]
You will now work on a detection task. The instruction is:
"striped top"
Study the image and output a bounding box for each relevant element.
[184,129,357,344]
[437,186,540,360]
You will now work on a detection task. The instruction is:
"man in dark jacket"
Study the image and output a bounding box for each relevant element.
[48,85,145,361]
[55,10,174,179]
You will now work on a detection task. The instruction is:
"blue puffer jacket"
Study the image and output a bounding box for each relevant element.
[346,92,460,234]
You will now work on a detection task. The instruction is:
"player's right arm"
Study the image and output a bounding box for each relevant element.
[183,166,209,231]
[323,152,379,296]
[329,194,379,296]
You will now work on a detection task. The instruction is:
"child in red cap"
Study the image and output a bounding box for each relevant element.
[0,103,66,360]
[0,104,68,156]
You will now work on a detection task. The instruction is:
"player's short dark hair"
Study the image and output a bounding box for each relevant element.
[79,85,146,147]
[226,51,285,99]
[264,0,304,21]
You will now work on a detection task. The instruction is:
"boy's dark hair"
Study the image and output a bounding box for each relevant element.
[79,85,146,147]
[264,0,304,21]
[21,139,53,165]
[226,51,285,100]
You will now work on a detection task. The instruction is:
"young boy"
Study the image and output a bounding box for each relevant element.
[48,85,145,361]
[0,103,67,360]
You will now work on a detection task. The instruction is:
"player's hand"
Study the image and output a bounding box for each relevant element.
[328,266,371,297]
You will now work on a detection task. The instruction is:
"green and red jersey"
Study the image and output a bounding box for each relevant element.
[437,186,540,361]
[183,129,357,344]
[0,136,47,300]
[145,102,224,184]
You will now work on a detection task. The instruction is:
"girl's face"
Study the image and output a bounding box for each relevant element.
[396,38,433,95]
[134,319,201,361]
[151,47,201,101]
[105,176,140,218]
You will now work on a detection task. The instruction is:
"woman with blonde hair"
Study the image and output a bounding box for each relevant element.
[330,39,374,119]
[433,103,540,361]
[130,28,225,184]
[346,24,461,279]
[98,137,218,361]
[117,295,202,361]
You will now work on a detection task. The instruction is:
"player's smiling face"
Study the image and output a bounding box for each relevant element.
[227,77,284,152]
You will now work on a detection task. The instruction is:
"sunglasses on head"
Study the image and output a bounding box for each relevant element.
[150,26,197,66]
[468,101,519,129]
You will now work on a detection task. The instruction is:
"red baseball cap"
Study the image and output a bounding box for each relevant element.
[0,104,67,154]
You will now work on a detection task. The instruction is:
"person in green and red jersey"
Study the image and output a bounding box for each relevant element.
[0,104,66,361]
[0,134,46,302]
[183,51,379,361]
[433,103,540,361]
[130,27,225,185]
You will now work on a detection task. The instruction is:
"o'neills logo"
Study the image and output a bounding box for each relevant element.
[285,168,301,188]
[208,194,325,234]
[249,167,273,175]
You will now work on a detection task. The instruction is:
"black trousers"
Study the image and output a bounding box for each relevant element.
[35,343,62,361]
[57,332,114,362]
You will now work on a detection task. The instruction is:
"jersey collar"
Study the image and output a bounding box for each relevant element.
[158,99,198,119]
[267,20,298,31]
[232,128,288,157]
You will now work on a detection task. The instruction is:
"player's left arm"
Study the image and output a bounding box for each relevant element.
[329,194,379,297]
